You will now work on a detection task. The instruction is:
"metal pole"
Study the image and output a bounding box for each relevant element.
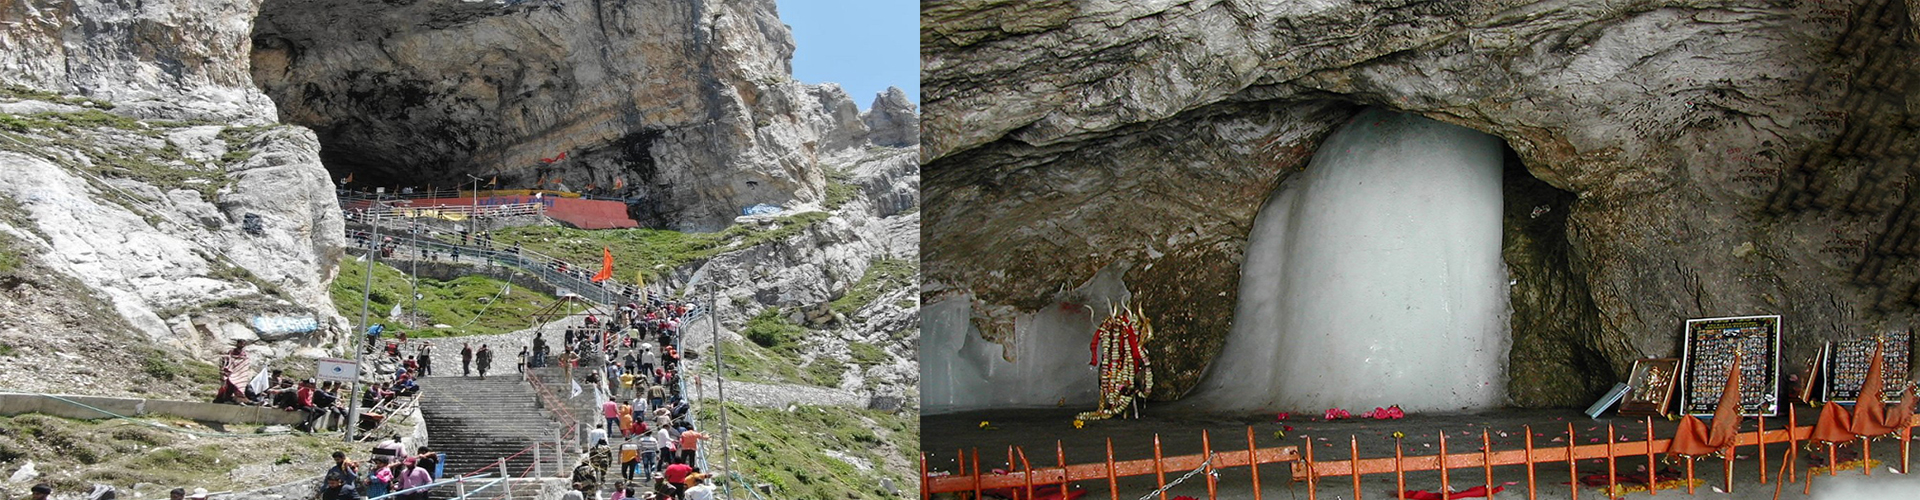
[712,282,735,500]
[345,188,385,441]
[408,224,418,322]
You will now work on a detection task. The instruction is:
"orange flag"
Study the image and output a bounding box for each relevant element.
[614,177,625,189]
[342,172,355,184]
[1811,400,1856,444]
[1705,352,1743,453]
[1849,340,1897,437]
[1667,414,1715,457]
[1886,382,1915,431]
[591,247,613,282]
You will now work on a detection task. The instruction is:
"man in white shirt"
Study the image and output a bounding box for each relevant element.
[586,423,608,449]
[683,474,716,500]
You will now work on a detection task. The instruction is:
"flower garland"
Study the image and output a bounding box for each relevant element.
[1075,304,1154,424]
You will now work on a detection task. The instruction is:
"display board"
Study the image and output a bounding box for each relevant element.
[1825,331,1912,403]
[316,357,359,383]
[1680,315,1781,416]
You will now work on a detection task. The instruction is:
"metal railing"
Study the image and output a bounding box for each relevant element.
[346,228,649,307]
[369,470,509,500]
[924,412,1920,500]
[346,202,548,222]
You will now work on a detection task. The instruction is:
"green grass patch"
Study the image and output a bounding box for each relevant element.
[716,339,808,386]
[0,110,230,199]
[821,166,859,210]
[0,109,145,133]
[0,414,347,497]
[331,256,559,338]
[848,342,888,366]
[828,257,916,317]
[141,349,178,380]
[138,348,219,387]
[0,232,20,274]
[696,402,915,500]
[742,308,805,351]
[0,84,114,109]
[486,211,831,285]
[804,360,845,387]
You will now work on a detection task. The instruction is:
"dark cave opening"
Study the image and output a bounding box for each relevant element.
[1498,144,1615,407]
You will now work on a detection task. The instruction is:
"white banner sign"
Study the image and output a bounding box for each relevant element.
[316,357,359,383]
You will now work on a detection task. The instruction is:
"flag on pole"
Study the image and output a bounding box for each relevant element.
[1849,340,1896,437]
[488,176,498,187]
[591,247,614,282]
[342,172,355,185]
[570,378,582,398]
[614,177,625,189]
[634,269,644,291]
[1704,351,1743,455]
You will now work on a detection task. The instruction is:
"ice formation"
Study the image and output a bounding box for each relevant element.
[1184,108,1511,413]
[921,296,1101,414]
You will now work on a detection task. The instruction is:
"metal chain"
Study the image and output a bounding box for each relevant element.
[1136,452,1216,500]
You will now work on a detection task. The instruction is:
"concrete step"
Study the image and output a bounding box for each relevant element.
[417,374,574,483]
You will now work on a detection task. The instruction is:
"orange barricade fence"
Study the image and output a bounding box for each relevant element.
[923,413,1919,500]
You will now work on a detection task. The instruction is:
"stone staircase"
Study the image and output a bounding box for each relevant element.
[528,366,601,439]
[419,373,570,497]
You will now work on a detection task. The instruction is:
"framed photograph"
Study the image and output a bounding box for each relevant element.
[1791,344,1827,404]
[1619,358,1680,417]
[1825,331,1912,404]
[1679,315,1782,416]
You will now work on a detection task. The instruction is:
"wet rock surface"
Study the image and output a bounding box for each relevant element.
[923,0,1920,405]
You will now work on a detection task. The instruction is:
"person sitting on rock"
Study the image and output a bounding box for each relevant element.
[391,372,418,396]
[293,379,324,432]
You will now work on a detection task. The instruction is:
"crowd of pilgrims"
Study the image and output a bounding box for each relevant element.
[296,299,715,499]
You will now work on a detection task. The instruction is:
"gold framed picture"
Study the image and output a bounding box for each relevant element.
[1620,358,1680,417]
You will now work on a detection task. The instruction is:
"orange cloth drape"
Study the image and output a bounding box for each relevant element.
[1810,401,1855,443]
[1671,352,1743,457]
[1849,341,1898,437]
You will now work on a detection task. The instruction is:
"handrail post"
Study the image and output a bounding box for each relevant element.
[501,471,514,498]
[456,474,467,499]
[534,440,543,477]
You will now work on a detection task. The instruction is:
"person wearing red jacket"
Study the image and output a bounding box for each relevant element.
[295,379,322,432]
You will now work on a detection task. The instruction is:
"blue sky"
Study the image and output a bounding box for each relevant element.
[776,0,918,110]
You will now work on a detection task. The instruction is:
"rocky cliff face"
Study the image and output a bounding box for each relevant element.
[0,0,346,378]
[924,0,1920,406]
[251,0,915,230]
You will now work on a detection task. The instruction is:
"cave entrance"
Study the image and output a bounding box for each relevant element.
[1186,107,1565,413]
